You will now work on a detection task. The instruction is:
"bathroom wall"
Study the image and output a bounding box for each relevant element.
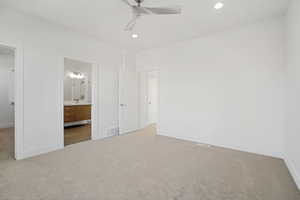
[0,52,14,128]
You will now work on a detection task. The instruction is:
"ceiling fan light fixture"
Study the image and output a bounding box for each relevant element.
[132,34,139,38]
[214,2,224,10]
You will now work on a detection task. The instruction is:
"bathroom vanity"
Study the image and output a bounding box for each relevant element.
[64,103,91,123]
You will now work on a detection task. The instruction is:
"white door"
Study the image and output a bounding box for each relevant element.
[147,71,158,124]
[119,54,139,134]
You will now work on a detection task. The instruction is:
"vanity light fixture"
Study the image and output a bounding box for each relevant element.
[69,72,84,79]
[214,2,224,10]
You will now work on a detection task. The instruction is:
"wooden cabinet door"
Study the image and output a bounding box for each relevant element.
[75,105,91,121]
[64,105,91,123]
[64,106,76,123]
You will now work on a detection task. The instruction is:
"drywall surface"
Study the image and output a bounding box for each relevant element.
[0,54,14,128]
[286,0,300,190]
[0,7,122,158]
[137,17,285,158]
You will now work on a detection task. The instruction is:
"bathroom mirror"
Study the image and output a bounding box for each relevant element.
[64,58,92,104]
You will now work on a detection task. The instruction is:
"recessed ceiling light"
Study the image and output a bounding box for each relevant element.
[132,34,139,38]
[214,2,224,10]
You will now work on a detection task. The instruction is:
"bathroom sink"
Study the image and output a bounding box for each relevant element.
[64,101,91,106]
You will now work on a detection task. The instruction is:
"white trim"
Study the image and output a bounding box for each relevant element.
[158,131,283,159]
[0,123,14,129]
[122,127,141,135]
[60,58,100,147]
[0,42,24,160]
[118,52,126,134]
[22,145,63,159]
[157,70,160,132]
[91,63,100,140]
[59,58,65,149]
[98,127,141,140]
[285,157,300,190]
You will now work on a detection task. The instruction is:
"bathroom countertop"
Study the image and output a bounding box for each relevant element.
[64,101,92,106]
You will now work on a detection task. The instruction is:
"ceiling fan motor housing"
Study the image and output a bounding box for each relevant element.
[135,0,144,6]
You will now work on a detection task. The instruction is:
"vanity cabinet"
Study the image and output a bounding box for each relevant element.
[64,105,91,123]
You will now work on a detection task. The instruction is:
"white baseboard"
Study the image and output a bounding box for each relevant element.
[285,157,300,190]
[158,132,206,144]
[91,133,103,140]
[121,127,141,135]
[0,122,14,129]
[20,145,63,160]
[159,132,300,190]
[158,132,283,159]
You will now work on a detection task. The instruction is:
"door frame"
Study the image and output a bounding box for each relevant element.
[146,71,159,125]
[60,57,100,147]
[0,41,24,160]
[118,53,125,134]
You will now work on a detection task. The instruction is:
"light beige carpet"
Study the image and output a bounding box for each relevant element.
[0,125,299,200]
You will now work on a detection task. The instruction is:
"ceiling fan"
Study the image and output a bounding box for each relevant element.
[122,0,182,31]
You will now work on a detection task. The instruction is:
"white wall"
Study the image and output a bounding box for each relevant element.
[137,17,285,158]
[285,0,300,189]
[0,7,122,158]
[0,53,14,128]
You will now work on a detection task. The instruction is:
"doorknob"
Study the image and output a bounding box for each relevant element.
[120,104,126,107]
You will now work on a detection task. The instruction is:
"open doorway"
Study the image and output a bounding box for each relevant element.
[0,45,15,160]
[63,58,93,146]
[140,70,159,130]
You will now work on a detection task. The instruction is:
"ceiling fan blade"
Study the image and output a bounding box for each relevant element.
[124,15,139,31]
[143,6,181,15]
[133,6,152,15]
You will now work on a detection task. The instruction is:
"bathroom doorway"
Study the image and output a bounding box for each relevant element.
[63,58,93,146]
[0,45,15,160]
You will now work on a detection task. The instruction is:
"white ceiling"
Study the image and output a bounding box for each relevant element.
[0,0,290,51]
